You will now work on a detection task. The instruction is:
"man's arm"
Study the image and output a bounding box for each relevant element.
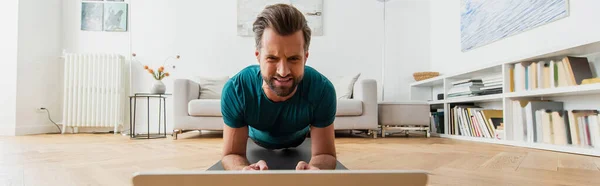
[308,124,337,169]
[221,125,250,170]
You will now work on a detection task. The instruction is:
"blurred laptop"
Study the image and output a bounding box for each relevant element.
[132,170,428,186]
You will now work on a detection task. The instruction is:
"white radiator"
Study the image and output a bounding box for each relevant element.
[62,53,125,134]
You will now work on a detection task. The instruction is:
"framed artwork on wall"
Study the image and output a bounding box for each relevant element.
[237,0,323,37]
[104,3,128,32]
[81,2,104,31]
[460,0,570,52]
[80,0,128,32]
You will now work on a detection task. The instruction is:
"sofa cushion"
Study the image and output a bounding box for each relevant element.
[332,73,361,99]
[188,99,222,116]
[191,76,229,99]
[336,99,363,116]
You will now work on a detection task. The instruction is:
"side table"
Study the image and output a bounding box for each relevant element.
[129,93,171,139]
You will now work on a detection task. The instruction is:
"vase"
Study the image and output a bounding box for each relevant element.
[151,80,166,94]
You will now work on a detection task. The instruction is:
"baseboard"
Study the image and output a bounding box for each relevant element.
[15,125,60,135]
[15,125,126,135]
[0,127,15,136]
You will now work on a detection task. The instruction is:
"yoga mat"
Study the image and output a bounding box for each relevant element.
[207,138,347,170]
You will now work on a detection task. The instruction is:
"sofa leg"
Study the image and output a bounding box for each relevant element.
[173,129,180,140]
[369,130,377,139]
[381,127,386,138]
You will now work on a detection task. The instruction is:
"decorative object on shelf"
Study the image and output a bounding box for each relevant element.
[437,93,444,100]
[413,71,440,81]
[131,53,180,94]
[460,0,569,52]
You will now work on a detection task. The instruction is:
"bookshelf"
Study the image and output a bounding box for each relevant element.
[410,40,600,157]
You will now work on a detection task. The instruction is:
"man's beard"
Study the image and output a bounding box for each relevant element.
[263,75,302,97]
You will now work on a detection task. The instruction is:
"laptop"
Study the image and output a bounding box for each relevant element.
[132,170,429,186]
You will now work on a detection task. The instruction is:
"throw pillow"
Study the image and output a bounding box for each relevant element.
[332,73,361,99]
[192,76,229,99]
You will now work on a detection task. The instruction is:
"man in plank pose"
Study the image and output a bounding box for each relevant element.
[220,3,337,171]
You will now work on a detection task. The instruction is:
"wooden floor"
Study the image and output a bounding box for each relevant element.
[2,131,600,186]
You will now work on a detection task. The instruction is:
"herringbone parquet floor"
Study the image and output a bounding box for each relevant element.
[1,131,600,186]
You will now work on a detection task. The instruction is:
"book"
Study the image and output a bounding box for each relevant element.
[543,62,551,88]
[550,60,556,88]
[452,79,483,86]
[563,56,594,85]
[540,110,553,144]
[524,101,564,143]
[510,67,515,92]
[537,61,544,89]
[556,61,569,87]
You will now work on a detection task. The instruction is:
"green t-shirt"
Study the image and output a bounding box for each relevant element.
[221,65,337,149]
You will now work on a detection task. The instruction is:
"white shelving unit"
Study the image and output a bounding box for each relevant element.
[410,40,600,157]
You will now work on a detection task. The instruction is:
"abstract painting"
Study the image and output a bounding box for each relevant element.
[460,0,569,52]
[81,2,104,31]
[237,0,323,36]
[104,3,128,32]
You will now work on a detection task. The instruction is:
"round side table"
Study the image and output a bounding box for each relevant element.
[129,93,171,139]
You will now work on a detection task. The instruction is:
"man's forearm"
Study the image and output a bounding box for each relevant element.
[309,154,337,170]
[222,154,249,170]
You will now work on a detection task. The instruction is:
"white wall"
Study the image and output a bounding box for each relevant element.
[383,0,431,101]
[0,0,19,136]
[15,0,64,135]
[430,0,600,75]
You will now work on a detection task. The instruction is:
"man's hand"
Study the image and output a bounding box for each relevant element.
[296,161,320,170]
[242,160,269,171]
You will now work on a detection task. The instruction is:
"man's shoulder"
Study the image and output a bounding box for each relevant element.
[301,66,335,100]
[226,65,260,86]
[222,65,261,99]
[303,66,334,90]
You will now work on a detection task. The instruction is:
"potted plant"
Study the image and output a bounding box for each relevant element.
[132,53,180,94]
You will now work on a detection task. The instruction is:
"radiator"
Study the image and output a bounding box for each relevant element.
[62,53,125,134]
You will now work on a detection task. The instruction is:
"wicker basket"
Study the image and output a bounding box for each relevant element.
[413,72,440,81]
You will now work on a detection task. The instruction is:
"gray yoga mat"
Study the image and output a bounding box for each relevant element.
[207,138,347,170]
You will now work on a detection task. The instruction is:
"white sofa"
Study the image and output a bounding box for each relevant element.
[173,78,379,139]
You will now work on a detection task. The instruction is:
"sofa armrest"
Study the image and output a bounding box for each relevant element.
[174,79,200,118]
[352,79,378,129]
[353,79,377,103]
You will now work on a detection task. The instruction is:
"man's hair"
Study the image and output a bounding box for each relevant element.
[253,4,312,52]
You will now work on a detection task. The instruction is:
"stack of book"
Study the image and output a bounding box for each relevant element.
[512,100,600,148]
[447,79,483,98]
[510,56,594,92]
[430,109,444,134]
[449,105,504,139]
[479,75,503,95]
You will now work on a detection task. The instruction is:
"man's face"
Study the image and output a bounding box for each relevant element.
[256,28,308,97]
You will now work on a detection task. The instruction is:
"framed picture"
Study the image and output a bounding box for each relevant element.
[81,2,104,31]
[460,0,569,52]
[103,3,128,32]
